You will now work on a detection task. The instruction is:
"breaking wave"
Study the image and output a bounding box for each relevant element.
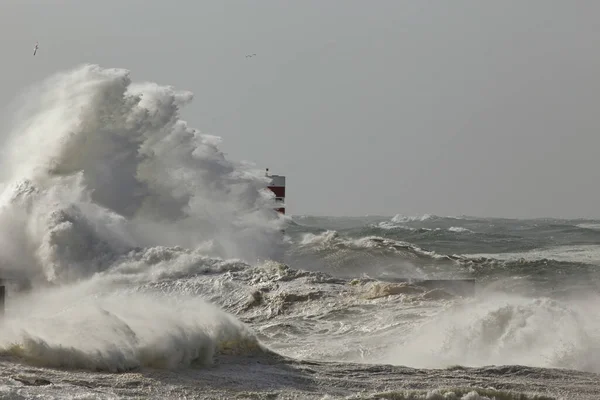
[0,287,264,371]
[0,64,284,286]
[378,292,600,373]
[0,64,284,371]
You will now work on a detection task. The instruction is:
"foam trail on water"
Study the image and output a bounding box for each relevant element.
[0,64,283,285]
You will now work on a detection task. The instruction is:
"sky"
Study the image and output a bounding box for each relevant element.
[0,0,599,218]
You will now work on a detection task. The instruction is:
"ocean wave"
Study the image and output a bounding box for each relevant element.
[391,214,437,223]
[297,231,444,260]
[287,229,600,285]
[378,293,600,374]
[375,223,474,234]
[577,223,600,231]
[448,226,473,234]
[0,64,289,374]
[464,245,600,266]
[0,287,263,372]
[374,221,417,231]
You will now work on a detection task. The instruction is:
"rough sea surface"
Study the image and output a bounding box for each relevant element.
[0,65,598,399]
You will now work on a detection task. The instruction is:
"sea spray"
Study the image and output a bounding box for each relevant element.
[0,64,284,285]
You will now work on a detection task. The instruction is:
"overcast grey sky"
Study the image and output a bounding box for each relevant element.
[1,0,599,218]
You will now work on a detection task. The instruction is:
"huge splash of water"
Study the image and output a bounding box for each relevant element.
[0,64,284,370]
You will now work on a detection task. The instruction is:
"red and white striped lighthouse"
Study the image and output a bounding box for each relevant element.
[266,168,285,214]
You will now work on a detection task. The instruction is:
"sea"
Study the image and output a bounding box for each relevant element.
[0,65,598,399]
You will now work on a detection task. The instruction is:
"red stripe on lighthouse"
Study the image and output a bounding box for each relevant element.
[267,186,285,198]
[266,169,286,215]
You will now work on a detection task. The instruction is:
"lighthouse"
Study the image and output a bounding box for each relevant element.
[266,168,285,214]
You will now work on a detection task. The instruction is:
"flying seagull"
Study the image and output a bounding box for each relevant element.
[33,42,39,56]
[245,53,256,58]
